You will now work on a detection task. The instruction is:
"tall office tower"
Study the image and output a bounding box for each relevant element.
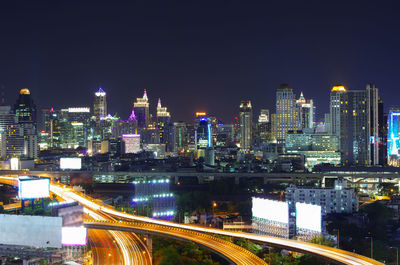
[59,107,91,148]
[255,109,271,144]
[173,122,188,152]
[296,92,315,129]
[366,84,380,165]
[387,108,400,167]
[276,84,300,143]
[40,108,62,149]
[93,87,107,119]
[0,105,24,158]
[378,99,387,165]
[13,88,38,158]
[156,98,171,146]
[339,90,370,165]
[13,88,37,123]
[329,85,347,135]
[133,89,150,128]
[239,100,252,150]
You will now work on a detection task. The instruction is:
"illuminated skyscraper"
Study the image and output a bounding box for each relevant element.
[388,109,400,167]
[133,89,150,128]
[296,92,315,129]
[255,109,271,144]
[156,98,172,149]
[276,84,300,143]
[13,88,38,158]
[239,100,252,150]
[122,134,141,154]
[339,90,370,165]
[93,87,107,119]
[13,88,37,124]
[366,84,380,165]
[329,85,347,135]
[173,122,188,152]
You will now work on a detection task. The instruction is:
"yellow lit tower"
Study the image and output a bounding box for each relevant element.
[133,89,150,129]
[329,85,346,135]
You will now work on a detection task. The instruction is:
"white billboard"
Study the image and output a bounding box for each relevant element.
[60,157,82,170]
[0,214,62,248]
[18,178,50,199]
[252,197,288,224]
[62,227,87,246]
[296,202,322,232]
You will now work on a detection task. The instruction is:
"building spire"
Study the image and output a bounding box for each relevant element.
[143,89,148,101]
[157,98,162,108]
[128,109,136,121]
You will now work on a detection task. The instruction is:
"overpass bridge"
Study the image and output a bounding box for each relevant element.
[0,176,385,265]
[0,169,399,185]
[50,184,383,265]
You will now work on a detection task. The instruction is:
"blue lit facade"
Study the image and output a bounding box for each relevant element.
[388,109,400,167]
[132,178,176,220]
[196,118,212,149]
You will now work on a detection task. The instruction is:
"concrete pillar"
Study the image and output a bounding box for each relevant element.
[321,176,326,188]
[145,234,153,257]
[234,176,239,185]
[174,176,179,184]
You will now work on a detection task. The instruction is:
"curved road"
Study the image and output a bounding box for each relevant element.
[50,184,384,265]
[0,176,151,265]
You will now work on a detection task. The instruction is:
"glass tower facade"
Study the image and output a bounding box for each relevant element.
[388,109,400,167]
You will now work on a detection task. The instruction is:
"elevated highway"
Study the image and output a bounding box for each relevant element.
[1,169,399,185]
[50,184,384,265]
[0,175,385,265]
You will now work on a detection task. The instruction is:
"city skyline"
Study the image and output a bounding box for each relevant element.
[1,1,400,122]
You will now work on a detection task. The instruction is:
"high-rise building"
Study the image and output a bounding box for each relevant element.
[0,105,24,158]
[59,107,91,148]
[173,122,188,152]
[378,100,387,165]
[13,88,37,124]
[156,98,172,149]
[296,92,315,129]
[339,90,370,165]
[133,89,150,128]
[239,100,252,150]
[329,86,347,135]
[255,109,271,144]
[276,84,300,143]
[388,108,400,167]
[13,88,38,158]
[366,84,380,165]
[93,87,107,119]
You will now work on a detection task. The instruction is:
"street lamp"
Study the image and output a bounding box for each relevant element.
[365,236,373,259]
[390,247,399,265]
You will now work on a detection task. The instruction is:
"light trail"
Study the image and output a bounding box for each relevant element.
[50,183,383,265]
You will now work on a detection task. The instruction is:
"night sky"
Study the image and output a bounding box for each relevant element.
[1,1,400,123]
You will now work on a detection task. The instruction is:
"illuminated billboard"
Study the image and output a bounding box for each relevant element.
[388,109,400,167]
[60,157,82,170]
[296,202,321,232]
[61,227,87,246]
[18,178,50,200]
[252,197,288,224]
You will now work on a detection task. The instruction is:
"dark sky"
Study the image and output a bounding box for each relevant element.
[1,0,400,123]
